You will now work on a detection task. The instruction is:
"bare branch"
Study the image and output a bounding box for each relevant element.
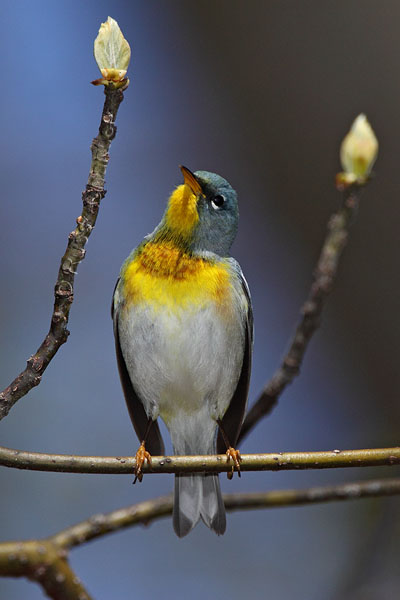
[1,445,399,474]
[3,477,398,596]
[0,86,125,421]
[2,476,398,595]
[50,477,400,550]
[1,478,398,571]
[239,186,363,443]
[0,540,92,599]
[51,496,173,549]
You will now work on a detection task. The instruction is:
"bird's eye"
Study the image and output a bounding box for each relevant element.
[211,194,225,210]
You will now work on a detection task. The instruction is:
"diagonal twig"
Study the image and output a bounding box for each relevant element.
[0,86,125,421]
[238,186,362,444]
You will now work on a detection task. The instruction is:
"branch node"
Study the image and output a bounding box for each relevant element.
[283,356,299,371]
[54,281,73,299]
[301,300,317,316]
[27,356,44,373]
[52,312,66,325]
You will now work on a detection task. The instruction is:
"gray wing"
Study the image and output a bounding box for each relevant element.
[217,269,253,453]
[112,279,165,455]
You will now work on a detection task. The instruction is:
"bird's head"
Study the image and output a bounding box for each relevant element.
[163,166,239,256]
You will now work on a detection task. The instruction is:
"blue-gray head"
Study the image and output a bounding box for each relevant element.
[160,166,239,257]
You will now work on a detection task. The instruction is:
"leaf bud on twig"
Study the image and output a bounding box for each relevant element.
[92,16,131,89]
[337,114,378,188]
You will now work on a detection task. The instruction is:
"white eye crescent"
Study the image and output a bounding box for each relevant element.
[211,194,225,210]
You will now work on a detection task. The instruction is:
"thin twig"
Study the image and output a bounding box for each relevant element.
[239,187,362,443]
[2,477,399,594]
[0,478,398,570]
[0,86,125,421]
[51,478,400,550]
[1,445,399,474]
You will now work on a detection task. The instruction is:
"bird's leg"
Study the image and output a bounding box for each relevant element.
[217,419,242,480]
[133,418,153,484]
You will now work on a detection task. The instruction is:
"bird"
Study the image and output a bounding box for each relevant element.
[112,166,253,537]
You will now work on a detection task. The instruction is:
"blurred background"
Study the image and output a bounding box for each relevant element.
[1,1,399,598]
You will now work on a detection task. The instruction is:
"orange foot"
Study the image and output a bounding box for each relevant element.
[226,447,242,480]
[133,443,152,484]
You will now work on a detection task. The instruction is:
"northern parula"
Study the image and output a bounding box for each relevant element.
[112,166,253,537]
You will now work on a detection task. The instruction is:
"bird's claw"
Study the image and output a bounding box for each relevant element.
[133,443,152,484]
[226,446,242,479]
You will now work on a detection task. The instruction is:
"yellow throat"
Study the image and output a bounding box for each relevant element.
[165,183,199,238]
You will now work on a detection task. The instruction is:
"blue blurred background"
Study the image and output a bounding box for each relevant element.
[1,1,399,598]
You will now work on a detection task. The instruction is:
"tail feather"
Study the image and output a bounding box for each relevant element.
[173,474,201,537]
[173,473,226,538]
[199,473,226,534]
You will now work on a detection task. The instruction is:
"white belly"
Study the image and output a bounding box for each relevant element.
[118,301,245,451]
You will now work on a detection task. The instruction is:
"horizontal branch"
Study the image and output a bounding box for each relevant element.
[1,445,399,474]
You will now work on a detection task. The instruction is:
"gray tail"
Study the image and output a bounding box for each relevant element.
[173,473,226,538]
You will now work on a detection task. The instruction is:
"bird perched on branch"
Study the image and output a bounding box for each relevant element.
[112,166,253,537]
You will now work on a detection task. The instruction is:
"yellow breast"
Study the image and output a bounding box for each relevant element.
[122,241,232,312]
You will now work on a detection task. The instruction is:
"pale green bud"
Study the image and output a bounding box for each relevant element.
[93,17,131,87]
[340,114,378,180]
